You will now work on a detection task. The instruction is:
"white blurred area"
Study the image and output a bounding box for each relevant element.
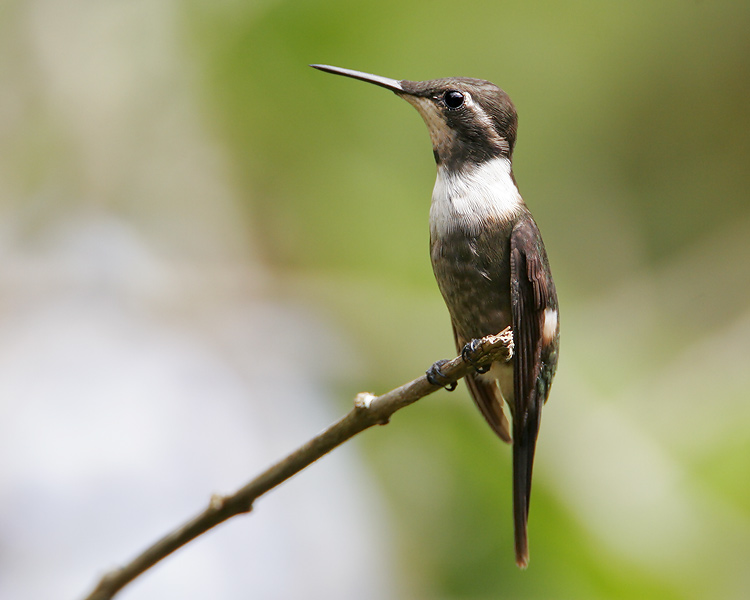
[0,2,396,599]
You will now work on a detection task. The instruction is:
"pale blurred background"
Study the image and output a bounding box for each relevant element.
[1,0,749,599]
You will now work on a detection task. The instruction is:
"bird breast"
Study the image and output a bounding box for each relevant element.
[428,155,525,338]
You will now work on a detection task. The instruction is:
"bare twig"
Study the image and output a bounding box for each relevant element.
[82,329,513,600]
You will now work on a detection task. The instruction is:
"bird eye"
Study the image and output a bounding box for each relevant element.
[443,90,465,109]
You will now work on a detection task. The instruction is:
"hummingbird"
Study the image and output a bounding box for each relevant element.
[311,64,559,568]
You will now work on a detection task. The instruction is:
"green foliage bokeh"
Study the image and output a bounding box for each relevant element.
[182,1,750,597]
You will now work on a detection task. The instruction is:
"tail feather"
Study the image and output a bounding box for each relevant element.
[465,372,512,444]
[512,403,541,569]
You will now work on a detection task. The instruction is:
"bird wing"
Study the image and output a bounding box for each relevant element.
[509,214,559,568]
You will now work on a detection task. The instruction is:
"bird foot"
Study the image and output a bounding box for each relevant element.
[426,360,457,391]
[461,339,491,374]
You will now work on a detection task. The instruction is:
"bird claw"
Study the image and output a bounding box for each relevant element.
[426,360,457,391]
[461,338,491,373]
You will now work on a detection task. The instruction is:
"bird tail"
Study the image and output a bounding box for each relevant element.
[465,372,512,443]
[512,405,541,569]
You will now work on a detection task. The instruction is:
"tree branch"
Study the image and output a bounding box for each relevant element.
[82,329,513,600]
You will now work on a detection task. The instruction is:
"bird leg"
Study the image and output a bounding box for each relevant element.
[461,338,492,373]
[426,360,457,391]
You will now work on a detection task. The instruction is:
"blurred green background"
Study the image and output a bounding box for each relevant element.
[3,0,750,598]
[185,1,750,596]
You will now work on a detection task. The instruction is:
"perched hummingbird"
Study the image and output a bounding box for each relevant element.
[311,64,559,568]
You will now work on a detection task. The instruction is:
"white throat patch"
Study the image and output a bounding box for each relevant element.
[430,157,523,237]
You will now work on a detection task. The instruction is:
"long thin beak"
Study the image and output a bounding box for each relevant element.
[310,64,404,93]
